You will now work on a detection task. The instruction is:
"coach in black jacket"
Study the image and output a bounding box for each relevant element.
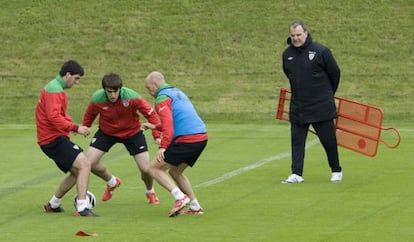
[281,20,343,184]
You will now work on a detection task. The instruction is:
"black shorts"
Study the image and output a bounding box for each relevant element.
[164,140,207,167]
[40,136,84,173]
[90,129,148,156]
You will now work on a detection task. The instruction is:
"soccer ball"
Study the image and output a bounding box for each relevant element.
[73,191,96,210]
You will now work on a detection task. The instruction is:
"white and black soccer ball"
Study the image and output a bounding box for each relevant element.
[73,191,96,210]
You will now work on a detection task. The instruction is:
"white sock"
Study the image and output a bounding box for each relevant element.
[171,187,185,200]
[190,198,201,210]
[146,187,155,194]
[77,199,88,212]
[49,195,61,208]
[107,176,117,187]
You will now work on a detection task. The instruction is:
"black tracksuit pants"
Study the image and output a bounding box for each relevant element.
[290,119,342,176]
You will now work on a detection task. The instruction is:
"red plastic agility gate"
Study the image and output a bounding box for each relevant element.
[276,88,401,157]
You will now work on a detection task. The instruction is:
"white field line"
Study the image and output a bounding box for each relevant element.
[1,126,411,190]
[195,138,320,188]
[196,127,413,188]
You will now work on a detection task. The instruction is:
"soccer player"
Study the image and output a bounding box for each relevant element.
[281,20,343,183]
[143,71,208,217]
[36,60,97,216]
[82,72,160,204]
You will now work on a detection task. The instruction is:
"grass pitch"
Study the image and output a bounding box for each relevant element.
[0,123,412,241]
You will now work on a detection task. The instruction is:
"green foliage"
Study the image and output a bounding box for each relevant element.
[0,0,412,124]
[0,124,413,241]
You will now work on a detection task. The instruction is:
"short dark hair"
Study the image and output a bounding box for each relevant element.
[59,60,84,76]
[290,20,308,32]
[102,72,123,89]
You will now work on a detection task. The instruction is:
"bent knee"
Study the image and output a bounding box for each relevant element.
[74,154,92,170]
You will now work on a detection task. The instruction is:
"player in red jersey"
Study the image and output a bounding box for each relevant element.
[36,60,97,216]
[83,72,161,204]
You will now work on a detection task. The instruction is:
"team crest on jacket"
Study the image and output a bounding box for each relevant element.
[122,100,129,107]
[308,51,316,61]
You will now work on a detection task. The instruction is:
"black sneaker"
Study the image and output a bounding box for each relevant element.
[74,208,99,217]
[44,202,64,212]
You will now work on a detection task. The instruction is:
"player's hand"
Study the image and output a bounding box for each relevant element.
[77,126,90,137]
[154,138,161,146]
[143,122,155,130]
[156,148,166,162]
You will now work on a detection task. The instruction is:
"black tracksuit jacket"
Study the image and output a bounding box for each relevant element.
[282,34,340,124]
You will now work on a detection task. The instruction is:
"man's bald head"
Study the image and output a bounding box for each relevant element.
[145,71,166,97]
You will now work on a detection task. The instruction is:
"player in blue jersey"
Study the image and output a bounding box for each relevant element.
[143,71,208,217]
